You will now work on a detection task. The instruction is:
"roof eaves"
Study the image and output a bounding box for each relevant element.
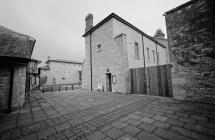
[29,38,36,58]
[47,59,83,64]
[163,0,199,16]
[82,13,114,37]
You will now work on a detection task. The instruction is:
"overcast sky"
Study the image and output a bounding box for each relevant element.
[0,0,189,62]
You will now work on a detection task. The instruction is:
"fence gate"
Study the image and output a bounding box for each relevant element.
[130,64,173,97]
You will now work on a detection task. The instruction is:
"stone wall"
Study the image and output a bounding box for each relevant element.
[82,19,130,93]
[0,66,26,113]
[0,67,11,112]
[12,66,26,109]
[113,18,169,68]
[45,62,82,85]
[165,0,215,103]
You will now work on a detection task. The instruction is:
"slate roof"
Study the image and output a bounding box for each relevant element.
[30,58,41,63]
[46,59,83,64]
[39,65,50,70]
[0,25,36,59]
[154,38,168,48]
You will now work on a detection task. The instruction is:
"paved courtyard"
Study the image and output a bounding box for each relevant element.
[0,90,215,140]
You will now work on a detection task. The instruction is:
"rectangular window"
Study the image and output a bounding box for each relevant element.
[152,50,155,62]
[147,48,150,60]
[97,44,102,52]
[134,42,139,59]
[112,75,116,84]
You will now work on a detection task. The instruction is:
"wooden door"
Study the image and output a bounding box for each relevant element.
[106,73,112,92]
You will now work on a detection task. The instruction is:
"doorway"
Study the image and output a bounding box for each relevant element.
[106,73,112,92]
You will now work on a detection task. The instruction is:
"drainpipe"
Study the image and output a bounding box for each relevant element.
[155,43,161,96]
[89,31,93,91]
[8,67,14,113]
[141,34,147,94]
[38,67,41,87]
[155,43,159,66]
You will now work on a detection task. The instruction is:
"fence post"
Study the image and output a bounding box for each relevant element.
[71,84,74,90]
[43,86,44,93]
[59,85,60,92]
[66,85,67,91]
[51,86,53,92]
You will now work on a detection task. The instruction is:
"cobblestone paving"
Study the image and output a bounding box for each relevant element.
[0,90,215,140]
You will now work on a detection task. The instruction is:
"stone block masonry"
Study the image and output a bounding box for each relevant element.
[0,66,26,112]
[12,66,26,109]
[0,25,36,113]
[0,67,11,112]
[82,19,130,93]
[165,0,215,103]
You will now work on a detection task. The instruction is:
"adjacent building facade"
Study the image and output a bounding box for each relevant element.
[41,59,82,85]
[82,13,170,93]
[164,0,215,103]
[26,59,41,92]
[0,25,36,113]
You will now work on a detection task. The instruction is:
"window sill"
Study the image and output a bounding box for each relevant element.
[97,50,103,52]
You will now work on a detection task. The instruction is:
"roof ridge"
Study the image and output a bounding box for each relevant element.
[164,0,199,15]
[0,25,36,41]
[82,13,166,48]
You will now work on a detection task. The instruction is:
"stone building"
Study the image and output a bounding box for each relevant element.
[41,59,82,85]
[82,13,170,93]
[164,0,215,103]
[0,25,36,113]
[26,59,41,92]
[153,29,170,64]
[39,65,50,86]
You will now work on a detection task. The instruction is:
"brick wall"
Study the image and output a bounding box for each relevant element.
[165,0,215,103]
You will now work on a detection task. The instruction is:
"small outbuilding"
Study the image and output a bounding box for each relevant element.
[0,25,36,113]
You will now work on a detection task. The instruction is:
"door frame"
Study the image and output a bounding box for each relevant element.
[106,73,112,92]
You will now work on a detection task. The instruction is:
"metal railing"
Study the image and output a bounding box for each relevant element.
[41,83,81,93]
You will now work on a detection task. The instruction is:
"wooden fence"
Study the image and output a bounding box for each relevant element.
[130,64,173,97]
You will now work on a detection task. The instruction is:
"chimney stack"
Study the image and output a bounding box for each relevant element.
[154,29,165,39]
[85,13,93,33]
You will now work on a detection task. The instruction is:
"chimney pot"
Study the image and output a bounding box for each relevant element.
[154,29,165,39]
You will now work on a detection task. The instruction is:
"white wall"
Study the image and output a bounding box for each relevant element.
[113,18,168,69]
[45,62,82,85]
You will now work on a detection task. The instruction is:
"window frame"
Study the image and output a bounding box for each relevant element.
[97,44,102,52]
[157,52,160,64]
[152,50,155,62]
[134,42,140,59]
[147,47,150,60]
